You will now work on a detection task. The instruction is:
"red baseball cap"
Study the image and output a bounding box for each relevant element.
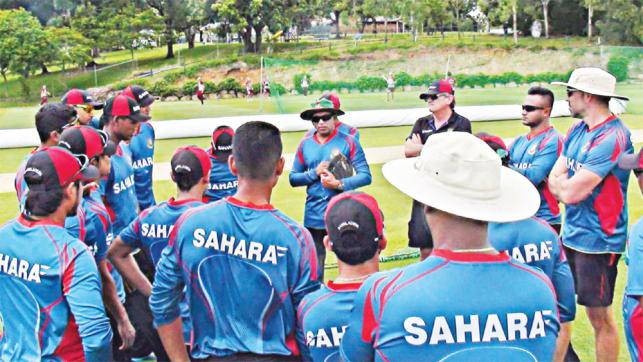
[110,95,150,123]
[420,80,454,100]
[122,85,154,107]
[61,89,104,110]
[59,126,116,159]
[24,147,92,191]
[211,126,234,161]
[171,146,212,183]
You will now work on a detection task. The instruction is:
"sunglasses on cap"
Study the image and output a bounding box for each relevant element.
[522,105,545,112]
[312,114,334,123]
[61,153,90,187]
[566,87,580,97]
[74,104,94,113]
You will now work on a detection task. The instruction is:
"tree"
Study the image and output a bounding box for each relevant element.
[423,0,450,37]
[101,5,163,59]
[328,0,351,39]
[581,0,603,41]
[0,9,49,94]
[212,0,294,53]
[539,0,550,38]
[447,0,475,38]
[182,0,207,48]
[361,0,397,41]
[43,27,92,71]
[145,0,190,58]
[596,0,642,45]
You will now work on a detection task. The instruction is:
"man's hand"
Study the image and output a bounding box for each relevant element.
[410,133,422,145]
[404,134,424,158]
[316,161,330,176]
[117,318,136,351]
[321,171,342,190]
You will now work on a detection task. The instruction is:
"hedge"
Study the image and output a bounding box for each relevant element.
[607,56,629,82]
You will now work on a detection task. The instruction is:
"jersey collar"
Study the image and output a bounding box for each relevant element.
[17,214,64,228]
[313,127,339,145]
[586,114,618,131]
[167,197,202,207]
[327,280,363,291]
[526,125,553,141]
[225,196,275,210]
[432,249,510,262]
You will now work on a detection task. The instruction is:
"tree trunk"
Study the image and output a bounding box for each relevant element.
[587,5,593,40]
[41,64,49,75]
[253,24,263,53]
[166,39,174,59]
[372,17,378,34]
[512,3,518,44]
[187,29,196,49]
[384,19,388,42]
[542,1,549,38]
[456,9,461,39]
[334,10,342,39]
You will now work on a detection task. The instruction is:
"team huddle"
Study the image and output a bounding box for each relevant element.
[0,66,641,362]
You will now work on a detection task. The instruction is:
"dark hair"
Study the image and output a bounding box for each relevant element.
[595,95,611,107]
[232,121,282,180]
[527,86,555,108]
[24,179,80,217]
[333,233,379,266]
[450,98,456,110]
[35,104,76,143]
[173,171,200,192]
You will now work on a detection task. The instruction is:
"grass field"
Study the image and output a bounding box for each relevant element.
[0,84,641,360]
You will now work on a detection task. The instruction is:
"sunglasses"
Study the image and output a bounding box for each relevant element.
[566,88,580,97]
[426,93,448,101]
[522,105,545,112]
[311,114,333,123]
[61,153,90,187]
[74,104,94,113]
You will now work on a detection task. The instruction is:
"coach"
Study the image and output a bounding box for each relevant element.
[290,98,372,279]
[404,80,471,260]
[549,67,633,361]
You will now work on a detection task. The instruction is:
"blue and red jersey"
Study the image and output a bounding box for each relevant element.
[290,128,372,229]
[297,281,364,361]
[129,122,156,210]
[623,218,643,360]
[205,148,238,203]
[561,116,633,253]
[0,216,112,361]
[65,205,88,253]
[14,149,38,211]
[488,217,576,323]
[509,127,563,224]
[150,197,320,359]
[340,250,559,362]
[305,121,360,141]
[100,143,138,236]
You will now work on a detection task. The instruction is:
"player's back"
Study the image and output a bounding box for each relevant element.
[129,122,156,209]
[0,216,111,360]
[171,196,320,357]
[298,281,363,361]
[340,250,559,362]
[205,151,238,202]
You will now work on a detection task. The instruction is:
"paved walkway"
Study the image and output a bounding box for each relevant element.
[1,130,641,193]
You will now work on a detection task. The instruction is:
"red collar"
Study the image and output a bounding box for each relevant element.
[167,197,202,207]
[587,114,618,131]
[527,126,553,141]
[327,280,363,291]
[432,249,509,262]
[17,214,64,228]
[313,127,339,145]
[225,196,274,210]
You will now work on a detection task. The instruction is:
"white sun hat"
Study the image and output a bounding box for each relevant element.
[552,67,629,101]
[382,132,539,223]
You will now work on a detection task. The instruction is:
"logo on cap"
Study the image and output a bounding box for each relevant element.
[25,167,43,177]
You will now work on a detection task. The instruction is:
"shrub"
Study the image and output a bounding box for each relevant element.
[394,72,413,87]
[355,76,387,92]
[217,77,244,94]
[607,56,629,82]
[182,80,197,96]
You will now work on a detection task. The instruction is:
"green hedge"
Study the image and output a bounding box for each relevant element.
[607,56,629,82]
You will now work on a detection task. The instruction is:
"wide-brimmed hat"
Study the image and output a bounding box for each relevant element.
[552,67,629,101]
[382,132,539,223]
[300,98,345,120]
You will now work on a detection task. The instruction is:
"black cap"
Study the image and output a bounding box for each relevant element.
[35,103,77,136]
[419,80,454,100]
[59,125,116,159]
[171,146,212,183]
[211,126,234,161]
[61,89,104,110]
[122,85,154,108]
[24,147,91,191]
[324,191,385,265]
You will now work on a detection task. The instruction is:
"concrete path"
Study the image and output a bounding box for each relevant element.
[1,130,641,193]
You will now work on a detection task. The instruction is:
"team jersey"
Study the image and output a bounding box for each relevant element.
[65,205,88,251]
[290,128,372,229]
[88,115,101,129]
[305,121,360,141]
[297,281,364,362]
[340,250,559,362]
[119,197,203,340]
[14,149,38,211]
[624,218,643,361]
[561,116,633,253]
[100,143,138,235]
[150,197,320,359]
[0,215,112,361]
[205,148,238,203]
[509,127,563,224]
[129,122,156,210]
[488,217,576,322]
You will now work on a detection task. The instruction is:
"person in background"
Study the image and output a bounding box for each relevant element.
[301,75,309,96]
[384,72,395,101]
[196,77,206,105]
[205,125,238,203]
[40,84,49,105]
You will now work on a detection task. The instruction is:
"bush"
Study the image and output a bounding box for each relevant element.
[112,78,150,91]
[607,56,629,82]
[216,77,244,95]
[394,72,413,87]
[355,76,387,92]
[182,80,197,96]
